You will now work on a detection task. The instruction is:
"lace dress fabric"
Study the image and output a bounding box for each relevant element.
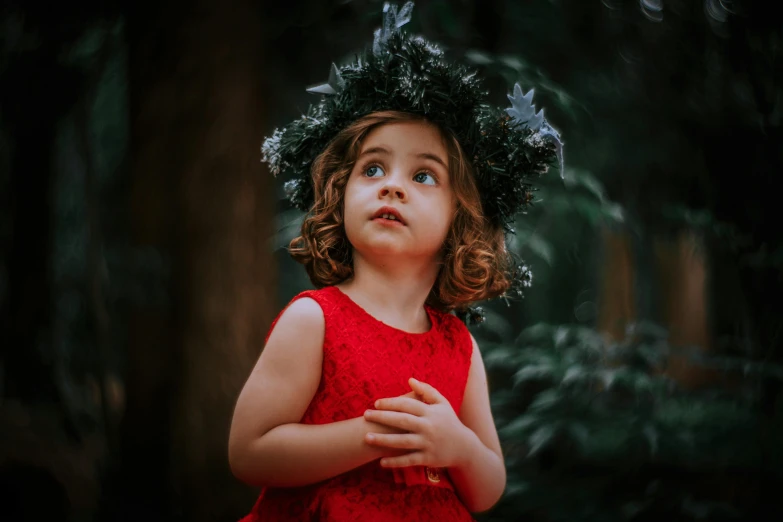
[239,286,476,521]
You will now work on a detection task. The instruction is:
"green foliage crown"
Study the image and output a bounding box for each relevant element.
[261,1,564,232]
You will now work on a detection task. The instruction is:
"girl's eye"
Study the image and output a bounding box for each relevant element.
[364,165,385,178]
[413,171,437,186]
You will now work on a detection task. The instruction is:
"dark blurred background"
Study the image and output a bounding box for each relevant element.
[1,0,782,520]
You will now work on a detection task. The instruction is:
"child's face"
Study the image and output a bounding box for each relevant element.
[343,120,456,263]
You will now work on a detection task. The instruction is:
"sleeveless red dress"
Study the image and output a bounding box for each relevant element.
[239,286,476,521]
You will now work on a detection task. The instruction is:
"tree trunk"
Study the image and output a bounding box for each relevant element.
[119,1,276,520]
[653,229,713,388]
[597,226,636,341]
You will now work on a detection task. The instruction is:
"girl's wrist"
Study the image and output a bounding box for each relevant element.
[362,416,401,435]
[452,425,481,470]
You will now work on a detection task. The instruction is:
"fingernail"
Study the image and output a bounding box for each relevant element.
[374,400,380,408]
[364,409,371,417]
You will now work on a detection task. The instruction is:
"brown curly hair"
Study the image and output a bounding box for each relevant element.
[289,111,512,312]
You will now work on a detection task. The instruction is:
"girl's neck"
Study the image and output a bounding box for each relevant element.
[336,252,440,333]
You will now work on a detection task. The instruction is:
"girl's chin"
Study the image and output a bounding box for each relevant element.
[354,243,442,260]
[347,231,444,260]
[359,244,410,257]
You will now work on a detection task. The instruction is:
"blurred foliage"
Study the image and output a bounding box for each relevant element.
[474,318,783,521]
[50,18,172,440]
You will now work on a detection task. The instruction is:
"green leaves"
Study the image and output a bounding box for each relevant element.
[527,424,559,456]
[528,389,562,412]
[518,230,555,265]
[513,364,556,386]
[499,414,540,438]
[477,315,783,521]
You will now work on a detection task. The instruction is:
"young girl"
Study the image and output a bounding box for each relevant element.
[229,3,561,521]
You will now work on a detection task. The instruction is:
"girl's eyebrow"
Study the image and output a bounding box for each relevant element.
[358,146,391,158]
[359,146,448,170]
[416,152,448,170]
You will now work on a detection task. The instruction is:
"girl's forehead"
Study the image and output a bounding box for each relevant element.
[361,121,448,155]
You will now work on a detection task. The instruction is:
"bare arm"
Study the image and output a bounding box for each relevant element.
[228,298,405,488]
[449,334,507,513]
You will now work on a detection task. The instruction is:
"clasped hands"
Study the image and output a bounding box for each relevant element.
[363,377,472,469]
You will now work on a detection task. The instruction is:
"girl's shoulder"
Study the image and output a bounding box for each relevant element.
[289,285,343,316]
[263,287,337,345]
[277,285,341,310]
[272,286,352,330]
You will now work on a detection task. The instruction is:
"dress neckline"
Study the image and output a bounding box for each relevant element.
[330,286,437,337]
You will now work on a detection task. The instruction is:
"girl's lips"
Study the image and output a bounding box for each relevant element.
[372,217,405,227]
[371,206,406,224]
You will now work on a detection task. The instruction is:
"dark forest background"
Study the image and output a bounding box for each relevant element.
[1,0,782,520]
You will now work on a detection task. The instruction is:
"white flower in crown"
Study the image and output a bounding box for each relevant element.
[306,63,346,96]
[261,128,284,175]
[506,83,564,176]
[373,1,414,55]
[505,83,544,131]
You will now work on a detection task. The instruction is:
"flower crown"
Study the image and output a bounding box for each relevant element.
[262,1,563,232]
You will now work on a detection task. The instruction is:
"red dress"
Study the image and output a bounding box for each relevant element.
[240,286,476,521]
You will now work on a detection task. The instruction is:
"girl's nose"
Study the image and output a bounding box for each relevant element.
[379,180,406,201]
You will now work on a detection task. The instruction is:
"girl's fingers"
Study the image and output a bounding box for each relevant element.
[374,397,427,416]
[365,432,423,449]
[364,409,421,431]
[408,378,445,405]
[379,452,426,468]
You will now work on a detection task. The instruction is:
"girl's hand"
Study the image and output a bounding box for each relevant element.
[364,389,420,436]
[363,377,473,469]
[362,389,423,461]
